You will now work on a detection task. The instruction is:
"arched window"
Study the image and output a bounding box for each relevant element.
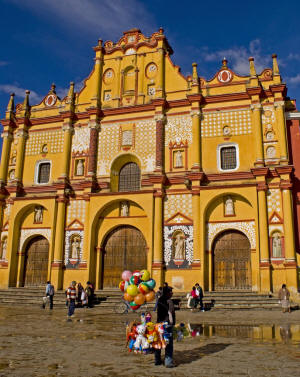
[35,160,51,184]
[119,162,140,192]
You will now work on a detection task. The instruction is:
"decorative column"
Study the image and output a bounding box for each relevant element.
[190,110,201,170]
[156,47,165,98]
[138,53,145,104]
[0,130,13,185]
[14,128,28,183]
[51,196,68,289]
[274,101,288,164]
[60,123,74,179]
[154,114,165,172]
[91,39,104,108]
[152,189,164,287]
[251,104,264,166]
[257,183,271,292]
[81,195,90,270]
[95,247,103,290]
[87,120,100,176]
[192,188,201,265]
[279,174,298,291]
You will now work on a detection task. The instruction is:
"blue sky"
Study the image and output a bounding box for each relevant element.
[1,0,300,119]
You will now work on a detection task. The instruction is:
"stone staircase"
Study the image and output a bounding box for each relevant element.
[0,287,281,311]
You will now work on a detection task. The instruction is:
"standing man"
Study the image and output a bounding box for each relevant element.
[85,281,94,308]
[67,281,77,318]
[43,281,55,310]
[195,283,204,312]
[154,286,175,368]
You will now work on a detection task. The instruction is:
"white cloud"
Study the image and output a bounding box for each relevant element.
[287,74,300,85]
[0,84,41,103]
[201,39,271,75]
[10,0,155,38]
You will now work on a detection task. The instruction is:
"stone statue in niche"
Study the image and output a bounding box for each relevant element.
[9,170,15,180]
[34,206,43,223]
[173,233,185,260]
[1,238,7,260]
[121,201,129,217]
[225,196,234,216]
[76,160,84,176]
[174,150,183,168]
[272,233,282,257]
[71,237,81,259]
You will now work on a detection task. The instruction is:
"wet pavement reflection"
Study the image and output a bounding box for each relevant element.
[1,306,300,376]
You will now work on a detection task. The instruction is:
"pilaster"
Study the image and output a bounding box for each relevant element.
[274,101,289,164]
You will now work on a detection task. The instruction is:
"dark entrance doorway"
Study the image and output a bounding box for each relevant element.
[213,230,251,290]
[24,236,49,286]
[102,226,147,288]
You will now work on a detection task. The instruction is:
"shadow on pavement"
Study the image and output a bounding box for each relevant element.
[174,342,231,366]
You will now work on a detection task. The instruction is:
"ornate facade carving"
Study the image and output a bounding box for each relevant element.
[97,119,156,175]
[201,109,252,138]
[25,130,64,156]
[19,228,51,251]
[72,127,90,153]
[67,200,86,224]
[164,225,193,265]
[207,221,256,250]
[64,230,84,266]
[165,115,193,146]
[164,194,192,219]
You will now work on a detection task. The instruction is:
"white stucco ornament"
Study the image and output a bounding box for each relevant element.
[19,228,51,251]
[72,127,90,153]
[207,221,256,250]
[164,225,193,265]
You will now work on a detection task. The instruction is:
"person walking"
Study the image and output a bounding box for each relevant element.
[190,286,198,310]
[154,286,175,368]
[195,283,204,312]
[43,281,55,309]
[67,281,77,318]
[278,284,291,313]
[77,283,84,307]
[85,281,94,308]
[154,287,163,311]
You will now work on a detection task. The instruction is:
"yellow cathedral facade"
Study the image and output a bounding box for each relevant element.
[0,28,299,296]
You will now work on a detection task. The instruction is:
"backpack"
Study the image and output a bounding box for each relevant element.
[49,285,54,296]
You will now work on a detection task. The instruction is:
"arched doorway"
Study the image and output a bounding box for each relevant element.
[102,226,147,288]
[213,230,251,290]
[24,236,49,286]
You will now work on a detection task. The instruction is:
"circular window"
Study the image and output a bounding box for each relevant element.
[103,69,114,84]
[217,70,232,83]
[146,63,157,79]
[44,94,57,107]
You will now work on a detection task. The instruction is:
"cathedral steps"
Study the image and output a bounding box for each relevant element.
[0,288,282,310]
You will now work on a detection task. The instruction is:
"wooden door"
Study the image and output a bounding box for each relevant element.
[24,236,49,286]
[102,226,147,288]
[213,230,251,290]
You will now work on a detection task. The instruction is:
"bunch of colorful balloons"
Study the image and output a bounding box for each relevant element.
[119,270,156,310]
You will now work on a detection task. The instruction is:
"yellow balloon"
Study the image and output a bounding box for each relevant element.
[140,269,151,281]
[127,284,139,297]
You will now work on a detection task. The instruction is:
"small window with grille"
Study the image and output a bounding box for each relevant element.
[36,161,51,184]
[119,162,140,192]
[218,144,239,171]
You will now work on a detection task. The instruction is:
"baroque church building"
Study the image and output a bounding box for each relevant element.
[1,28,300,295]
